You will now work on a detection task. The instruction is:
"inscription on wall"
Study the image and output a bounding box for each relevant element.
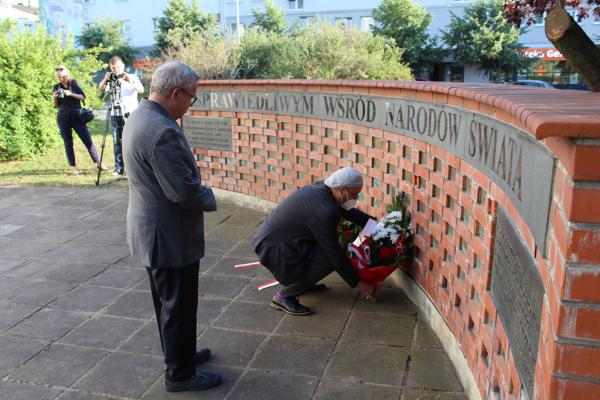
[194,90,555,251]
[181,116,232,151]
[491,207,545,400]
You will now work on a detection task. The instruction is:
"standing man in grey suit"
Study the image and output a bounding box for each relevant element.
[123,61,221,392]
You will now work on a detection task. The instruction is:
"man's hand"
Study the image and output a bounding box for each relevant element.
[122,72,131,82]
[63,90,73,97]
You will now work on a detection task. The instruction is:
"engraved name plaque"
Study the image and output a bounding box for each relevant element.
[491,207,544,400]
[181,116,232,151]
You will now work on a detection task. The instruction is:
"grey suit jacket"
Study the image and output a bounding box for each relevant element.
[123,99,216,268]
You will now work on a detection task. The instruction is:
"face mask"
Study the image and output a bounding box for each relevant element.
[341,199,357,210]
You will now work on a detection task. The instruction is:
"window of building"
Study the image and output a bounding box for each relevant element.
[230,22,245,35]
[594,13,600,24]
[299,16,316,26]
[288,0,304,10]
[335,17,352,27]
[360,16,373,32]
[81,0,95,4]
[122,19,132,43]
[449,66,464,82]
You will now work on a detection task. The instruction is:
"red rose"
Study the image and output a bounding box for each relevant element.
[344,230,354,238]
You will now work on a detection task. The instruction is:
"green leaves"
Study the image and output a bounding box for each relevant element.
[442,0,531,81]
[0,25,102,160]
[371,0,446,75]
[76,18,136,65]
[252,0,287,34]
[155,0,218,53]
[237,24,413,80]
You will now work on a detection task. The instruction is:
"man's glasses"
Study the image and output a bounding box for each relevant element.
[177,87,197,107]
[55,67,65,71]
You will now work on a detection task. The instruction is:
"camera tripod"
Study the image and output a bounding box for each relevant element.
[95,77,125,186]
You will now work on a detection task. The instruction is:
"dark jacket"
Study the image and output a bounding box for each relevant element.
[253,181,371,287]
[123,99,216,268]
[53,80,84,116]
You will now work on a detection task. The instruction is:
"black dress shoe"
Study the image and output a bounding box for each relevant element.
[271,295,312,316]
[165,371,222,392]
[193,348,211,365]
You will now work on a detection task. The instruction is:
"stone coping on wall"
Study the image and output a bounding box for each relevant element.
[198,80,600,140]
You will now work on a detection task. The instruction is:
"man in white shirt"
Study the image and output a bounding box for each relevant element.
[99,55,144,176]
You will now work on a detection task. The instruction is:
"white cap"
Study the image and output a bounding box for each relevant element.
[324,167,363,189]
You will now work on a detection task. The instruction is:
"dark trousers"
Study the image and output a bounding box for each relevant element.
[57,113,100,166]
[147,261,199,381]
[279,246,334,298]
[111,115,124,174]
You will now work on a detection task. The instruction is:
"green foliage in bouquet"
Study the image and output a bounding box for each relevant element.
[337,218,361,249]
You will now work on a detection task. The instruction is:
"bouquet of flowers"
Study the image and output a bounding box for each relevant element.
[337,194,414,300]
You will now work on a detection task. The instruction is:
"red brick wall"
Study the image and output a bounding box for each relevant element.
[192,80,600,400]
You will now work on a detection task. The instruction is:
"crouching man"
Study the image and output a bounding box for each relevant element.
[253,167,375,316]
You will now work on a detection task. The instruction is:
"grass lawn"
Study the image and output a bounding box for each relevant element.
[0,118,128,190]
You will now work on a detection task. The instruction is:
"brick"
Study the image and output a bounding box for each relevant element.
[549,375,600,399]
[565,268,600,303]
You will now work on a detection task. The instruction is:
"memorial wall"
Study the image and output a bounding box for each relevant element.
[189,80,600,399]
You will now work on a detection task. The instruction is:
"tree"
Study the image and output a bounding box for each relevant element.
[504,0,600,91]
[163,32,240,79]
[155,0,218,52]
[76,18,136,65]
[371,0,446,76]
[252,0,287,34]
[442,0,531,81]
[0,21,103,160]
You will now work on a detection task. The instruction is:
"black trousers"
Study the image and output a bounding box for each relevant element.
[278,245,334,298]
[146,261,199,381]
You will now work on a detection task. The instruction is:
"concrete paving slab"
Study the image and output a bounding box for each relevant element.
[250,335,336,376]
[72,352,162,398]
[199,327,267,368]
[407,349,464,392]
[227,369,319,400]
[60,315,143,349]
[8,343,107,387]
[0,380,61,400]
[314,381,402,400]
[343,311,416,346]
[6,308,88,341]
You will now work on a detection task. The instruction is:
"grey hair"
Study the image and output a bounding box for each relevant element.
[150,61,200,97]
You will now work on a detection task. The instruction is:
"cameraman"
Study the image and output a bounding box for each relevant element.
[53,65,107,176]
[98,55,144,176]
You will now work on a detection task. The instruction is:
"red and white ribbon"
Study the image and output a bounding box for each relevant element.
[257,280,279,291]
[348,243,371,270]
[234,261,261,269]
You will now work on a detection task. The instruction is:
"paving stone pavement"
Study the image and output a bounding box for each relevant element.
[0,186,466,400]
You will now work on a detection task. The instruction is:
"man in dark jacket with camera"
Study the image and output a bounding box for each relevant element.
[253,167,375,316]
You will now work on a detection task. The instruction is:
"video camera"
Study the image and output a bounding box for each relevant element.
[109,72,125,82]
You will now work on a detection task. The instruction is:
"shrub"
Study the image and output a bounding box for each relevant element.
[163,32,240,79]
[0,21,102,160]
[237,24,413,80]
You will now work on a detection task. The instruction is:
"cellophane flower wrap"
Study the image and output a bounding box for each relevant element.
[337,194,414,296]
